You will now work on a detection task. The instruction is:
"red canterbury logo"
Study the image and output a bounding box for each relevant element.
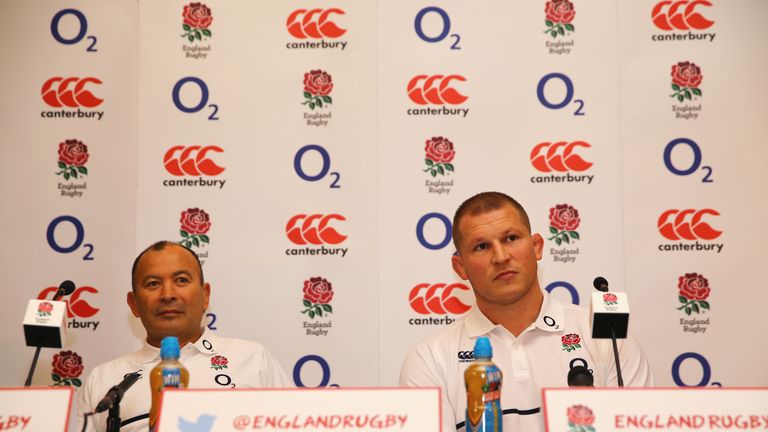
[407,75,468,105]
[286,214,347,245]
[37,286,99,318]
[41,77,103,108]
[658,209,721,240]
[530,141,593,172]
[287,9,346,39]
[409,283,472,315]
[164,146,225,176]
[652,0,714,31]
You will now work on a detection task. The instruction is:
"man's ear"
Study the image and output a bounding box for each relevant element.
[532,233,544,260]
[452,253,468,280]
[127,291,140,317]
[202,282,211,311]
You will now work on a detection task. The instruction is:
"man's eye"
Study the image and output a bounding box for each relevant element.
[145,281,159,288]
[176,277,190,284]
[473,243,488,251]
[506,235,518,242]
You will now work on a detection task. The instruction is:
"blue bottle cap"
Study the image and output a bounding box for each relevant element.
[160,336,180,359]
[474,336,493,358]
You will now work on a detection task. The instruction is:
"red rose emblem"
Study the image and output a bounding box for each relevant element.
[38,302,54,314]
[425,137,455,163]
[546,0,575,24]
[58,139,89,166]
[561,333,581,346]
[183,2,213,29]
[211,355,227,366]
[304,70,333,96]
[671,61,703,88]
[678,273,710,301]
[52,351,84,379]
[549,204,580,231]
[303,277,334,305]
[603,293,618,303]
[567,404,594,426]
[180,208,211,235]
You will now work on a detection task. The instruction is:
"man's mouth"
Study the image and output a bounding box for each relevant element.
[494,270,518,281]
[157,309,183,317]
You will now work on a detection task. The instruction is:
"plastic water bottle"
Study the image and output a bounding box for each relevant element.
[149,336,189,430]
[464,336,503,432]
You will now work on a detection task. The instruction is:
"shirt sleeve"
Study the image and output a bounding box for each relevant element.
[399,344,457,432]
[76,368,102,432]
[259,348,293,388]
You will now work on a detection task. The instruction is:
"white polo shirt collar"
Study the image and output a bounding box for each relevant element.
[135,327,220,364]
[463,293,566,338]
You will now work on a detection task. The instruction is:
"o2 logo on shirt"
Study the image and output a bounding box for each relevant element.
[537,73,585,116]
[293,144,341,189]
[414,7,461,50]
[671,352,721,387]
[663,138,714,183]
[46,215,94,261]
[416,212,452,250]
[172,77,220,120]
[51,9,98,52]
[293,355,339,388]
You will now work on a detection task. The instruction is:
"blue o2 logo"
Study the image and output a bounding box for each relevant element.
[293,144,341,189]
[293,355,338,388]
[663,138,713,183]
[205,313,218,330]
[416,213,452,250]
[545,281,580,305]
[671,352,721,387]
[46,215,94,261]
[51,9,98,52]
[537,73,585,116]
[172,77,219,120]
[414,7,461,50]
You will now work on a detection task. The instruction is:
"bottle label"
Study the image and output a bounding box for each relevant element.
[162,367,181,388]
[466,364,503,432]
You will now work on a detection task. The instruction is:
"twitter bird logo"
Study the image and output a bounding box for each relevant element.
[178,414,216,432]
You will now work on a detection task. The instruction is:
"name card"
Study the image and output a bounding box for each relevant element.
[157,387,440,431]
[543,387,768,431]
[0,387,73,431]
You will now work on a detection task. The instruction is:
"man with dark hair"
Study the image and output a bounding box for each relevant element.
[77,241,290,432]
[400,192,653,431]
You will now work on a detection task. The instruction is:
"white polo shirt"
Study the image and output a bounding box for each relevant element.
[76,328,291,432]
[399,294,654,432]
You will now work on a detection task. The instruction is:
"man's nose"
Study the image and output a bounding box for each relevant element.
[159,281,177,301]
[491,243,510,264]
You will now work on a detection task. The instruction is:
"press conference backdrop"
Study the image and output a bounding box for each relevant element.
[2,0,767,413]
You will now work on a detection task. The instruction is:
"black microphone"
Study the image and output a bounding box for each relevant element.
[567,358,594,387]
[592,276,609,292]
[53,280,76,301]
[94,372,142,413]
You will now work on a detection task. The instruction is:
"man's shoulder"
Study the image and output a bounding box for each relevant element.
[407,316,468,355]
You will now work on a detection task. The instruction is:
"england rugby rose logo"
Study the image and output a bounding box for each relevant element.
[544,0,575,38]
[301,277,334,319]
[567,404,595,432]
[424,136,455,177]
[561,333,582,352]
[178,207,211,249]
[37,301,54,317]
[56,139,89,180]
[52,350,84,387]
[603,293,618,306]
[670,61,703,102]
[548,204,580,245]
[302,70,333,110]
[181,2,213,42]
[210,355,228,370]
[677,273,711,315]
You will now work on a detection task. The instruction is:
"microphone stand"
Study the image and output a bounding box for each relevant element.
[610,325,624,387]
[23,342,43,387]
[106,400,122,432]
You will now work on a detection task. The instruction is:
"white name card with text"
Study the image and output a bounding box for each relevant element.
[0,387,73,431]
[543,387,768,432]
[157,387,441,432]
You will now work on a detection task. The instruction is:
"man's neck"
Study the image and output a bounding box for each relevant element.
[477,288,544,337]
